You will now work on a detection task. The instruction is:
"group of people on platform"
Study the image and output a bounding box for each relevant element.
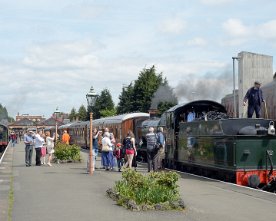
[91,128,138,172]
[23,129,70,167]
[91,126,165,173]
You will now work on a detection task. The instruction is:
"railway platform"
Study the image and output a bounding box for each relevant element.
[1,142,276,221]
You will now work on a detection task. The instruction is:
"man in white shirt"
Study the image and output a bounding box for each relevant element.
[34,130,45,166]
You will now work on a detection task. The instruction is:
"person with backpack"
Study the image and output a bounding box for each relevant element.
[146,127,158,172]
[123,130,135,169]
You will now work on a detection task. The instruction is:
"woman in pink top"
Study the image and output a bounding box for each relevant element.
[123,130,135,169]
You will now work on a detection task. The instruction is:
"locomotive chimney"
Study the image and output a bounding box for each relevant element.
[148,108,159,119]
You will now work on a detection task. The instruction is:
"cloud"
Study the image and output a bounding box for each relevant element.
[22,40,102,69]
[200,0,232,5]
[62,2,107,19]
[187,37,207,46]
[222,18,276,46]
[258,19,276,40]
[1,38,151,117]
[159,17,187,34]
[222,18,250,37]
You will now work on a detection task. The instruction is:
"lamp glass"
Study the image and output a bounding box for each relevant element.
[86,87,98,107]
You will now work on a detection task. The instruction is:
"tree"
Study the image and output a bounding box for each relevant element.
[69,107,77,122]
[117,66,168,114]
[78,105,87,121]
[0,103,13,122]
[117,83,134,114]
[92,89,115,119]
[100,108,117,118]
[132,65,165,112]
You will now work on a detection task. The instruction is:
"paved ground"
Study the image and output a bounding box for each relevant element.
[0,142,13,221]
[1,142,276,221]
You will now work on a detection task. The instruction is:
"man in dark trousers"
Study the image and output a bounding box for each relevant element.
[243,81,264,118]
[146,127,157,172]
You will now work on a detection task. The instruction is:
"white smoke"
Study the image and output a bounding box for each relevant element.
[174,69,233,102]
[150,84,178,109]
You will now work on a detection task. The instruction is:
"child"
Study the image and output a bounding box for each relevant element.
[114,143,124,172]
[41,139,47,165]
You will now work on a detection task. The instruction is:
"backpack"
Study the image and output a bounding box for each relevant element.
[146,133,157,152]
[123,137,133,150]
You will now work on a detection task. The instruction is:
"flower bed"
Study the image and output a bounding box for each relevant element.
[107,169,185,211]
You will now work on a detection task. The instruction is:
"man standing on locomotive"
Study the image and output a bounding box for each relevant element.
[243,81,264,118]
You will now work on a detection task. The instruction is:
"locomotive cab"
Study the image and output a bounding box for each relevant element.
[162,100,227,168]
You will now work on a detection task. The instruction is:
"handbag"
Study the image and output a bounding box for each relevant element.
[102,144,111,152]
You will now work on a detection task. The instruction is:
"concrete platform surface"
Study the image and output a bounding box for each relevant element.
[5,142,276,221]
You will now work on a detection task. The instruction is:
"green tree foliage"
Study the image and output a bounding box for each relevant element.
[117,65,167,114]
[0,103,14,122]
[93,89,115,119]
[100,108,117,118]
[132,66,165,112]
[78,105,87,121]
[69,107,77,122]
[117,83,134,114]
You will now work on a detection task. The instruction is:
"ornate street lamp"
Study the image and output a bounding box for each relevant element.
[54,107,61,142]
[86,86,98,175]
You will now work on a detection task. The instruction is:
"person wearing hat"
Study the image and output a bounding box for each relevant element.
[24,130,35,167]
[243,81,264,118]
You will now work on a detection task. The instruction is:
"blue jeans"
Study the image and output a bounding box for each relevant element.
[117,159,123,171]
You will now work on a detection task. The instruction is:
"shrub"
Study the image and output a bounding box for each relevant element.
[54,142,81,162]
[110,169,184,211]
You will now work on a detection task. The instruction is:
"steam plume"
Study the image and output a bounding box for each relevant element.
[174,69,232,102]
[150,84,178,109]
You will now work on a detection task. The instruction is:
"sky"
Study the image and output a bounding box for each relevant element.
[1,0,276,118]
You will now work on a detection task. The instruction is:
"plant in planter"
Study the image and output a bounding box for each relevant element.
[54,142,81,162]
[107,169,185,211]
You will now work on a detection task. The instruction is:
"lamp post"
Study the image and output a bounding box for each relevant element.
[54,107,60,142]
[232,56,240,118]
[86,86,98,175]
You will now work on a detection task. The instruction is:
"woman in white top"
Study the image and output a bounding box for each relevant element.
[45,131,55,166]
[101,132,113,170]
